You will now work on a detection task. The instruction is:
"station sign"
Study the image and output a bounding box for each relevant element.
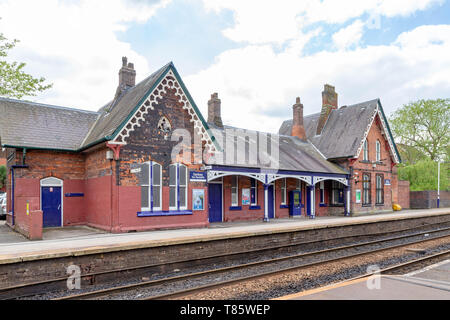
[190,171,207,182]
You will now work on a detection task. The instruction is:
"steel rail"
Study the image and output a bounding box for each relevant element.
[52,229,450,300]
[143,236,450,300]
[3,221,447,300]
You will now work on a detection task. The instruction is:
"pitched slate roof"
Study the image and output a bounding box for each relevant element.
[207,124,348,175]
[0,97,99,150]
[0,62,175,151]
[279,99,380,159]
[81,62,172,148]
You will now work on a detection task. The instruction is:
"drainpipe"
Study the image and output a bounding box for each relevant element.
[11,167,14,226]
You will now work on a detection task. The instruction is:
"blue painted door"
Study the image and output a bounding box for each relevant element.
[42,186,62,227]
[208,184,222,222]
[268,185,274,219]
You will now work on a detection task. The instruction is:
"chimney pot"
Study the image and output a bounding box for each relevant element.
[115,56,136,100]
[208,92,223,128]
[291,97,306,140]
[316,84,338,135]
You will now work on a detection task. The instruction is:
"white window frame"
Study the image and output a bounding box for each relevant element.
[152,162,162,211]
[231,176,239,207]
[281,178,287,205]
[319,181,325,204]
[169,163,188,211]
[169,164,177,211]
[141,162,150,211]
[179,164,188,210]
[376,140,381,162]
[251,178,258,206]
[296,179,302,192]
[363,139,369,161]
[141,161,162,212]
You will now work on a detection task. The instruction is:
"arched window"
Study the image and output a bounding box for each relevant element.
[250,178,258,206]
[363,139,369,161]
[169,163,188,210]
[376,174,384,205]
[363,173,371,206]
[376,140,381,162]
[152,162,162,210]
[141,161,162,211]
[231,176,239,207]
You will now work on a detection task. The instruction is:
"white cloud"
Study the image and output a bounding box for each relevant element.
[332,20,365,50]
[202,0,443,44]
[185,24,450,133]
[1,0,448,137]
[0,0,170,109]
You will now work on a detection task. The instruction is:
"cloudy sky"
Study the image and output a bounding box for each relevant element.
[1,0,449,133]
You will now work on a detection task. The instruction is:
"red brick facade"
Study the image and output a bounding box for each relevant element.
[347,115,397,215]
[6,79,210,233]
[3,62,407,236]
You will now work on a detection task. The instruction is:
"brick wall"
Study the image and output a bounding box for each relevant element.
[348,115,395,215]
[410,190,450,209]
[222,177,320,222]
[397,180,410,209]
[0,150,5,192]
[109,83,209,231]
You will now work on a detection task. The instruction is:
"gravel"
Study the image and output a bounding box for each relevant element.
[19,227,450,300]
[181,237,450,300]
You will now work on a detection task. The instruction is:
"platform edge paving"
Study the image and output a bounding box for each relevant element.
[0,210,449,265]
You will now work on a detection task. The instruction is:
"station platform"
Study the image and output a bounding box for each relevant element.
[0,208,449,265]
[279,259,450,300]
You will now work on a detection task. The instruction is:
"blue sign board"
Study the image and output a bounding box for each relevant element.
[190,171,207,182]
[385,179,391,186]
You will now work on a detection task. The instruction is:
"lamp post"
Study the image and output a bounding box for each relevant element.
[437,161,440,208]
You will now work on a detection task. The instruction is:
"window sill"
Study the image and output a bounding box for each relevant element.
[329,204,344,207]
[319,203,327,207]
[137,210,193,217]
[375,203,385,206]
[249,205,261,210]
[362,204,372,207]
[229,206,242,211]
[279,204,289,209]
[360,160,371,164]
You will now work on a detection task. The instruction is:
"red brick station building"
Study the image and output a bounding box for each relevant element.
[0,57,407,236]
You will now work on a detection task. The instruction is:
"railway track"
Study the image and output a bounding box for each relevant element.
[49,227,450,300]
[7,220,444,300]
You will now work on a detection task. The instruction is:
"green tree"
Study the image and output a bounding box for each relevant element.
[398,160,449,191]
[396,143,427,165]
[0,165,6,189]
[390,99,450,162]
[0,24,52,99]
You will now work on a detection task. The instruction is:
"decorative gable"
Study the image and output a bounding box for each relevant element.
[354,100,400,164]
[108,68,216,153]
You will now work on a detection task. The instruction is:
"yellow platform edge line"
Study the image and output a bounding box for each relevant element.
[273,276,371,300]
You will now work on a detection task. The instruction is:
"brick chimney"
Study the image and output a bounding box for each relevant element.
[207,93,223,128]
[291,97,306,140]
[114,56,136,100]
[316,84,338,135]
